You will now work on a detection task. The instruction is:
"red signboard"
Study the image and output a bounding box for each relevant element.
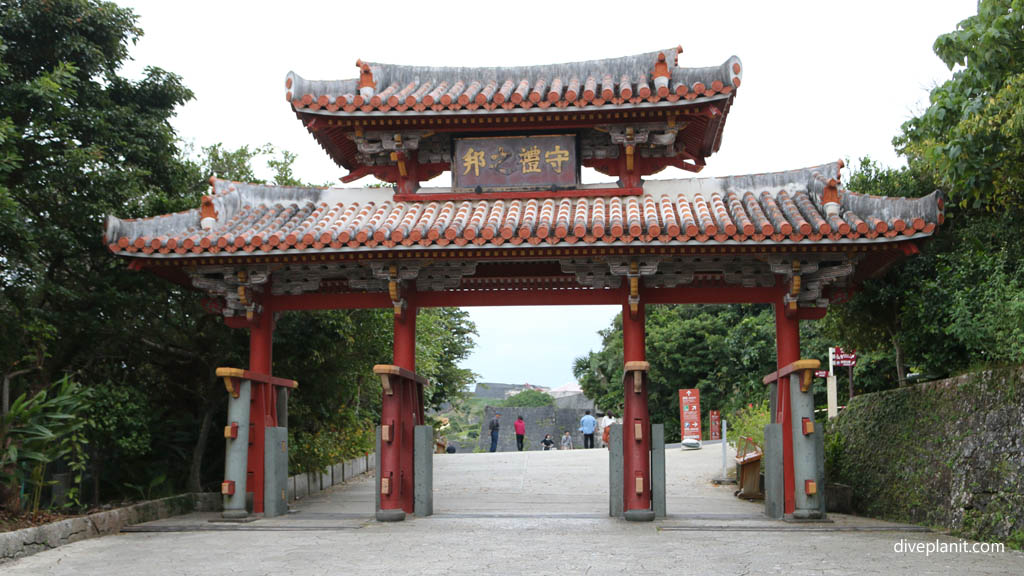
[832,347,858,367]
[679,389,701,441]
[709,410,721,440]
[453,134,578,192]
[815,370,829,378]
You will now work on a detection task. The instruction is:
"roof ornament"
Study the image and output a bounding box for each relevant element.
[356,59,376,100]
[200,196,218,231]
[822,179,841,217]
[653,53,671,97]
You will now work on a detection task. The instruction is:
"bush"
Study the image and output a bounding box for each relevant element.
[0,377,90,513]
[501,389,555,408]
[727,400,770,451]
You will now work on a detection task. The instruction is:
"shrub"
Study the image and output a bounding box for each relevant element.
[727,400,770,451]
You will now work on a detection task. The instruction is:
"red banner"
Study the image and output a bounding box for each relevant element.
[709,410,721,440]
[679,389,701,441]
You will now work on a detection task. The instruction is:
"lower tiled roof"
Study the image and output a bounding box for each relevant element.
[105,162,942,257]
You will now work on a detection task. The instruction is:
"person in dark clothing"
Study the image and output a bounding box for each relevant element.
[541,434,555,450]
[514,415,526,451]
[489,412,501,452]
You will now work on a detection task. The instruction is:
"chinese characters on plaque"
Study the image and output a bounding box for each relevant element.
[453,135,578,192]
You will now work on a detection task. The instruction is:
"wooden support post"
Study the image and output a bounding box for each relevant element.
[246,310,274,515]
[379,296,418,520]
[621,303,653,521]
[774,298,799,516]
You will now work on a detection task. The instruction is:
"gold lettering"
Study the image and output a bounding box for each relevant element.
[462,147,486,176]
[518,145,541,174]
[545,145,570,173]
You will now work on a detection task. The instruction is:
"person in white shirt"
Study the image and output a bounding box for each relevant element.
[600,412,616,447]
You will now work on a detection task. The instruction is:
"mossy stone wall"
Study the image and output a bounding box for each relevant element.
[826,367,1024,548]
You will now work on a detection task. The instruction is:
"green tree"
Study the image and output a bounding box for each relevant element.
[501,388,555,408]
[896,0,1024,209]
[574,304,832,442]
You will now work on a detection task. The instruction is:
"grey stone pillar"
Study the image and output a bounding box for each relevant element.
[608,424,623,517]
[414,425,433,517]
[763,422,783,519]
[264,427,288,517]
[276,388,288,428]
[790,374,825,519]
[374,426,382,515]
[222,380,251,519]
[651,423,666,518]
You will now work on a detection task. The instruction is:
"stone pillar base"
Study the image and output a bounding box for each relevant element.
[376,509,407,522]
[624,509,656,522]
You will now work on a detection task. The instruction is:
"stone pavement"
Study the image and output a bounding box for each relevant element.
[5,445,1022,575]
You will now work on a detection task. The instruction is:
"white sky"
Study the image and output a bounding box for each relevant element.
[118,0,976,388]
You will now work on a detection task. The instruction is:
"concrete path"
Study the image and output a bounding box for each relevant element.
[5,446,1022,575]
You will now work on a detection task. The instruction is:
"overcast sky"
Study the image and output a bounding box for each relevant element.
[118,0,976,389]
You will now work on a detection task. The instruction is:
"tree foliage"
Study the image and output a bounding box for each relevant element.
[574,305,830,442]
[501,388,555,408]
[0,0,478,509]
[896,0,1024,209]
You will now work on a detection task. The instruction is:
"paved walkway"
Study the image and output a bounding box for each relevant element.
[5,445,1022,575]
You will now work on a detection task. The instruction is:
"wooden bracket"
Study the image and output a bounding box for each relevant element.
[788,260,801,313]
[627,261,640,317]
[222,377,240,399]
[634,421,643,441]
[388,265,406,319]
[635,475,644,495]
[800,370,813,393]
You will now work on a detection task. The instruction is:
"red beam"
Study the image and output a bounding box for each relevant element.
[416,289,622,307]
[645,284,782,304]
[268,283,786,311]
[393,187,642,203]
[268,292,391,311]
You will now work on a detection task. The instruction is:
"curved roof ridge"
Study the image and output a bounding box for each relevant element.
[360,47,684,86]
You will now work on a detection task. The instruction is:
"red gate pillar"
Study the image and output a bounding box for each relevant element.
[247,310,274,515]
[774,300,799,516]
[381,299,417,516]
[622,303,653,519]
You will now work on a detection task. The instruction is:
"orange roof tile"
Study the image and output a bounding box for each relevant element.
[106,163,943,258]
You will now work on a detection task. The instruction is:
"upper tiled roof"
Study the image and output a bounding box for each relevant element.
[286,47,741,114]
[105,163,942,258]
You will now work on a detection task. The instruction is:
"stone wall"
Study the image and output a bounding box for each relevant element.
[288,453,374,500]
[0,493,220,564]
[477,406,599,452]
[826,367,1024,548]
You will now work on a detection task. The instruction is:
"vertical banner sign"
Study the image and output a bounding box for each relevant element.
[679,389,701,441]
[709,410,721,440]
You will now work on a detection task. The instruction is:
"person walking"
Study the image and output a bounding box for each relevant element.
[488,412,501,452]
[579,410,597,449]
[560,430,573,450]
[514,415,526,451]
[600,411,615,448]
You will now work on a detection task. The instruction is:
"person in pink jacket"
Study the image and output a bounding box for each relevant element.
[514,415,526,451]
